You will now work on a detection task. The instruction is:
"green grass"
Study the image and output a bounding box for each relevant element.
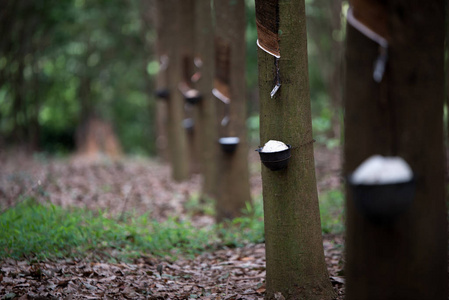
[184,192,215,217]
[0,191,343,261]
[0,198,265,261]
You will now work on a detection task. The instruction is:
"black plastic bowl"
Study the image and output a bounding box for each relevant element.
[182,118,194,132]
[348,176,415,223]
[256,144,292,171]
[184,89,202,104]
[218,137,240,153]
[155,88,169,99]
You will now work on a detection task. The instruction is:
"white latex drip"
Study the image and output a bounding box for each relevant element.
[351,155,413,185]
[261,140,288,153]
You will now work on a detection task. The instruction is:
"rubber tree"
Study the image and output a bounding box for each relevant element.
[149,0,169,161]
[343,1,447,299]
[179,0,202,174]
[214,0,252,222]
[255,0,335,299]
[155,0,190,181]
[446,1,449,142]
[194,0,219,200]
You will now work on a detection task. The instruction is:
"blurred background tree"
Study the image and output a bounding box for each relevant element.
[0,0,154,155]
[0,0,345,156]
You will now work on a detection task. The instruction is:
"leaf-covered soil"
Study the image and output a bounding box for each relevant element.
[0,146,344,299]
[0,237,344,299]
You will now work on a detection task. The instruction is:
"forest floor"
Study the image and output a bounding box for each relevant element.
[0,146,344,299]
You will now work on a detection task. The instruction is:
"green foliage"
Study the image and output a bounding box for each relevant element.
[312,105,340,149]
[0,0,155,154]
[245,0,258,90]
[184,193,215,216]
[218,200,265,247]
[319,189,345,234]
[246,114,260,145]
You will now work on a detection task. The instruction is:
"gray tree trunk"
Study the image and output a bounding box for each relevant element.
[344,1,448,299]
[179,0,201,175]
[156,0,190,182]
[214,0,252,222]
[194,0,219,200]
[151,0,169,161]
[256,0,335,299]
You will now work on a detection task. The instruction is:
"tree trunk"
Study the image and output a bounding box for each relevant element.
[179,0,201,174]
[145,0,169,161]
[214,0,252,222]
[344,1,447,299]
[75,71,93,153]
[446,1,449,146]
[12,57,25,146]
[154,12,169,162]
[255,1,335,299]
[156,0,190,181]
[76,116,122,158]
[155,92,169,161]
[194,0,219,200]
[29,55,41,152]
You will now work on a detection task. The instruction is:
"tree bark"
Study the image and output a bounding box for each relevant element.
[256,0,335,299]
[75,61,94,155]
[179,0,201,174]
[446,1,449,145]
[344,1,447,299]
[145,0,169,161]
[154,91,169,161]
[156,0,190,181]
[12,57,25,146]
[194,0,219,200]
[214,0,252,222]
[29,54,41,152]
